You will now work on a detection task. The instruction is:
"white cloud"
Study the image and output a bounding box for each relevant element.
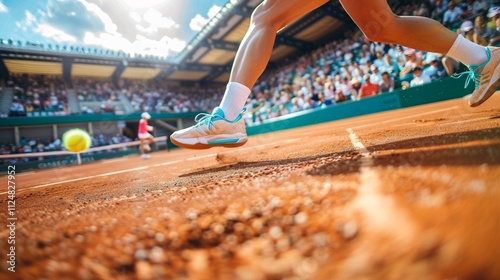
[15,10,74,43]
[144,9,177,28]
[207,5,222,18]
[77,0,118,34]
[129,11,141,23]
[35,24,77,43]
[189,14,208,32]
[0,1,8,13]
[25,10,37,25]
[135,24,155,34]
[189,5,222,32]
[15,10,38,32]
[166,37,186,53]
[120,0,165,10]
[84,32,130,52]
[132,34,186,57]
[133,8,178,34]
[83,31,185,58]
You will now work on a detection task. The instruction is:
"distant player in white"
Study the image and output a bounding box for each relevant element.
[138,112,154,159]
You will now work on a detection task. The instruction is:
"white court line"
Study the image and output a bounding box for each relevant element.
[352,106,459,129]
[0,166,148,195]
[437,116,489,126]
[346,128,416,245]
[101,158,128,164]
[17,171,36,176]
[0,137,305,195]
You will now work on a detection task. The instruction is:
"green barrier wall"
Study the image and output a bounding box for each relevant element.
[0,111,198,127]
[247,76,473,136]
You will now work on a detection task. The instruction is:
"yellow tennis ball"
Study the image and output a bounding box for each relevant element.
[63,129,92,153]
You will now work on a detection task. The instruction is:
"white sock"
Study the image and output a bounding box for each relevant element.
[219,82,251,121]
[446,35,488,66]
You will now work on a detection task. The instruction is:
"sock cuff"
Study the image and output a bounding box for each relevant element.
[227,82,251,94]
[446,35,463,57]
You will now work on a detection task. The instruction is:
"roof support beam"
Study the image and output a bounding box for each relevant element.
[201,64,231,82]
[322,2,354,24]
[62,57,73,87]
[231,5,253,17]
[274,35,318,51]
[0,59,9,83]
[200,39,240,52]
[112,61,127,84]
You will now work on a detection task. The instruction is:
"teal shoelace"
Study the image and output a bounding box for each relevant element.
[452,65,481,89]
[194,112,219,130]
[452,47,490,90]
[193,108,246,130]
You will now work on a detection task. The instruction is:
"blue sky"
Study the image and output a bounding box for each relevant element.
[0,0,228,58]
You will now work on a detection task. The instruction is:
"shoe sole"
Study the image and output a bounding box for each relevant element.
[170,137,247,149]
[469,63,500,107]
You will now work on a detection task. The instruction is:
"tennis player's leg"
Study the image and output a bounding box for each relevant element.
[340,0,500,107]
[170,0,329,149]
[139,138,147,158]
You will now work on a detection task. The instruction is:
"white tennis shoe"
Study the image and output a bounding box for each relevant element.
[456,47,500,107]
[170,107,247,149]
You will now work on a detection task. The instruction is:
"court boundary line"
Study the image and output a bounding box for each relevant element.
[0,138,303,195]
[346,127,417,256]
[351,106,459,129]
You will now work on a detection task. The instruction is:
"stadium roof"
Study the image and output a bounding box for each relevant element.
[0,0,354,84]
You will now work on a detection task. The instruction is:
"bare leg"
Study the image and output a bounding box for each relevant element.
[339,0,498,107]
[229,0,329,88]
[140,138,144,155]
[149,135,155,150]
[442,56,459,76]
[339,0,457,54]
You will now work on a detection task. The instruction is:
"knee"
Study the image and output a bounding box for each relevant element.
[357,12,398,43]
[251,3,286,31]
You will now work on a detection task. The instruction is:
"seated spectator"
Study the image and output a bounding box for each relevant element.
[323,80,336,101]
[410,67,432,87]
[459,20,474,42]
[487,6,500,32]
[473,0,489,15]
[350,77,362,99]
[379,54,398,75]
[379,71,395,93]
[442,2,464,28]
[372,51,385,70]
[302,95,318,110]
[423,54,447,81]
[431,0,447,22]
[399,48,422,81]
[289,97,302,113]
[489,16,500,46]
[473,15,492,46]
[369,65,383,85]
[358,75,380,99]
[9,97,25,117]
[337,77,355,102]
[24,100,34,114]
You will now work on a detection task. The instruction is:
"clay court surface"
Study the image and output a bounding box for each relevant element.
[1,94,499,280]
